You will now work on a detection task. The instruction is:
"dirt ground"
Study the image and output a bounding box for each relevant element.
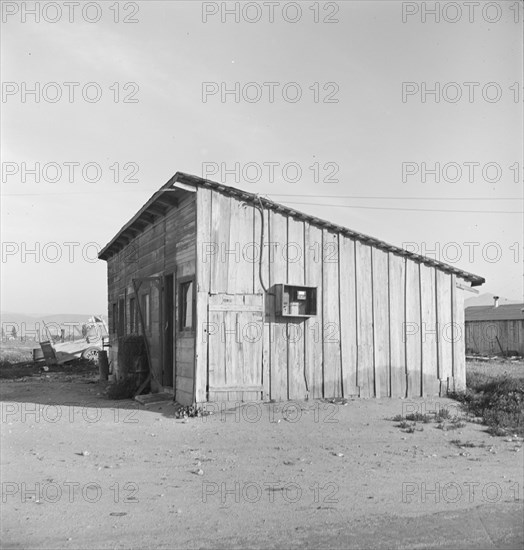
[1,368,523,550]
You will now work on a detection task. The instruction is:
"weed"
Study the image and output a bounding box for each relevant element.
[405,413,432,423]
[436,421,466,431]
[173,403,211,419]
[435,408,452,421]
[487,426,508,437]
[450,374,524,437]
[450,440,477,448]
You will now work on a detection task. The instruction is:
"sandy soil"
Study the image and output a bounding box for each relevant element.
[1,370,523,549]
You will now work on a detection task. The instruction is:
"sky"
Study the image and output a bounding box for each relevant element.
[1,0,523,315]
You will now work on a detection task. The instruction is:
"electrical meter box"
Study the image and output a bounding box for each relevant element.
[274,284,317,317]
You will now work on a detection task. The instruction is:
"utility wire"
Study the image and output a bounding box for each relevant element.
[3,192,522,213]
[2,192,522,200]
[278,201,523,214]
[0,194,524,204]
[268,194,522,201]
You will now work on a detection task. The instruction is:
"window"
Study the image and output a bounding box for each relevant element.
[179,279,194,331]
[140,293,150,332]
[129,296,136,333]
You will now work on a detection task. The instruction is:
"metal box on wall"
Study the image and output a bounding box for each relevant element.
[274,284,317,317]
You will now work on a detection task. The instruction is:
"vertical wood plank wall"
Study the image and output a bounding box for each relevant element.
[372,248,390,397]
[356,242,374,398]
[452,278,466,392]
[269,211,288,400]
[420,265,439,396]
[323,230,342,398]
[305,225,323,398]
[195,187,212,403]
[195,188,468,402]
[405,261,421,398]
[389,254,407,398]
[287,218,306,400]
[339,236,357,396]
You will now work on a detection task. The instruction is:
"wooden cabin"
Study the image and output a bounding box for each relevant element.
[465,302,524,356]
[98,172,485,405]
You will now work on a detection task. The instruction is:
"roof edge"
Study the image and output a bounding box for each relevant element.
[175,172,485,287]
[98,171,486,287]
[98,174,180,261]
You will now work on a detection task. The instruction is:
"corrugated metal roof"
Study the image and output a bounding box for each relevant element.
[98,172,486,287]
[465,304,524,321]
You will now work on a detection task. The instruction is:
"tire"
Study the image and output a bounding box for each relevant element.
[82,347,100,363]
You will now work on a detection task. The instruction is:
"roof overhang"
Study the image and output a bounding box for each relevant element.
[98,175,182,261]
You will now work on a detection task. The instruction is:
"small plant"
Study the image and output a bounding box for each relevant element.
[447,416,466,430]
[435,408,452,421]
[449,374,524,437]
[450,439,477,448]
[396,420,423,433]
[173,403,211,419]
[447,422,464,431]
[487,426,508,437]
[436,420,466,431]
[405,413,432,423]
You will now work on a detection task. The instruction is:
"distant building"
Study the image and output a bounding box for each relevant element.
[465,297,524,356]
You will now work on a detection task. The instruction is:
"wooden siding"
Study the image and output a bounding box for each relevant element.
[436,270,453,394]
[388,254,407,398]
[195,186,212,403]
[420,264,439,396]
[339,236,358,396]
[195,188,466,402]
[287,218,306,400]
[207,294,264,402]
[356,242,374,398]
[323,230,342,398]
[304,224,323,398]
[405,260,421,398]
[106,192,196,405]
[372,247,390,397]
[269,211,288,400]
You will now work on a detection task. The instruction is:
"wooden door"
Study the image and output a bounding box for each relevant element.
[207,294,264,402]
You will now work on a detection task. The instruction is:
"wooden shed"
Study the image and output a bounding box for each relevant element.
[98,172,485,405]
[465,303,524,356]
